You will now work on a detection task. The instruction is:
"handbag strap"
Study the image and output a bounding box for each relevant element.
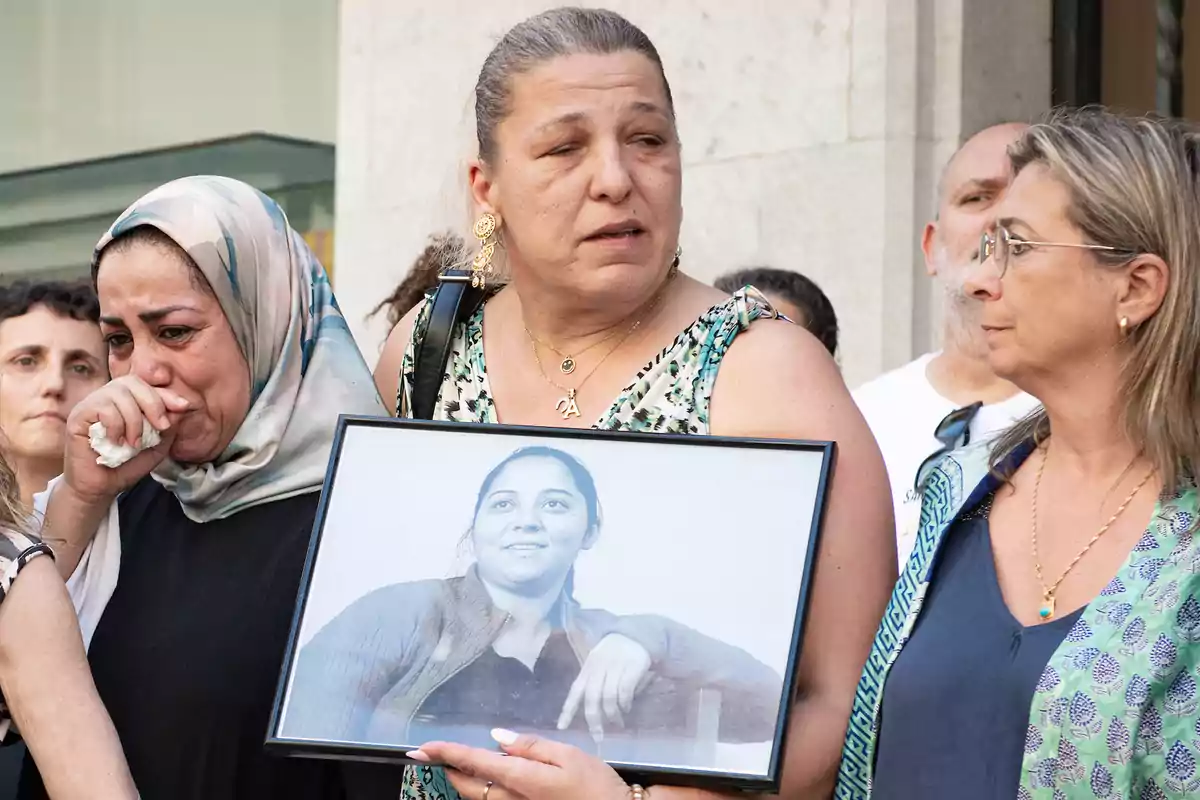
[410,270,487,420]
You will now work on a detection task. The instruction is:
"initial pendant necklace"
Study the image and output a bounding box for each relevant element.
[528,321,640,420]
[1030,443,1155,620]
[524,273,673,420]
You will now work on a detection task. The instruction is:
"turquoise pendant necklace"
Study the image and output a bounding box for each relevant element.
[1030,444,1154,622]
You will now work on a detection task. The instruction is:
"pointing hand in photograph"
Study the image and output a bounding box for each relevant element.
[557,633,652,738]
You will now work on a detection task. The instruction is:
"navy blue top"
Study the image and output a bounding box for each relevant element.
[871,498,1083,799]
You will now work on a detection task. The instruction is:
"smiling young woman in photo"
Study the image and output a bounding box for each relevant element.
[285,446,783,761]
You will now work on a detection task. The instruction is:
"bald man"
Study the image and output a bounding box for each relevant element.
[854,122,1042,567]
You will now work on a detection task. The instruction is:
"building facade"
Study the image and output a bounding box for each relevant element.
[1,1,1193,387]
[0,0,339,282]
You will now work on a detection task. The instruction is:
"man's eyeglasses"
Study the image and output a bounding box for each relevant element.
[978,225,1134,279]
[914,402,983,493]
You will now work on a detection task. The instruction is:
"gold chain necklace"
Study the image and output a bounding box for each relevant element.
[524,322,625,375]
[525,275,673,420]
[1031,443,1155,620]
[529,319,641,420]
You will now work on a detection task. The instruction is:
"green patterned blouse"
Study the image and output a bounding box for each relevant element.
[837,439,1200,800]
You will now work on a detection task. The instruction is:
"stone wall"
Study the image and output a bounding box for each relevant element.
[333,0,1051,387]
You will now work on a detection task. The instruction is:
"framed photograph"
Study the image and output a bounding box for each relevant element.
[267,416,834,793]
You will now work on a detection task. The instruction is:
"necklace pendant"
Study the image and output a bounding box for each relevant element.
[555,389,582,420]
[560,357,576,375]
[1039,592,1055,620]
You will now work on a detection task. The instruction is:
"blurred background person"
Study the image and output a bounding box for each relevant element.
[0,281,107,507]
[852,122,1041,568]
[713,266,838,356]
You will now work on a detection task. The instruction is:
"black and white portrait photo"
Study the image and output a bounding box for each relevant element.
[271,418,830,787]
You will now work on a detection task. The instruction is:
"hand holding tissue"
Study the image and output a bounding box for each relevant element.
[88,420,161,469]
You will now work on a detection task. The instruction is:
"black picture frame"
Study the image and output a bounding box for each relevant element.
[266,415,835,794]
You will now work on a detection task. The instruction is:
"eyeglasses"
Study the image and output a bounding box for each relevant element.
[914,402,983,493]
[978,225,1134,278]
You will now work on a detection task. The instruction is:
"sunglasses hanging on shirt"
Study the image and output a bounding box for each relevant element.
[913,401,984,494]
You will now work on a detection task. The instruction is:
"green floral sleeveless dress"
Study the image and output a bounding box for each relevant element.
[395,286,777,798]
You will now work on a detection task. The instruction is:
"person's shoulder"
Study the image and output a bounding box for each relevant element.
[851,353,937,406]
[252,492,323,541]
[328,577,449,629]
[721,314,842,394]
[375,299,431,412]
[115,476,172,529]
[711,316,851,439]
[263,490,322,518]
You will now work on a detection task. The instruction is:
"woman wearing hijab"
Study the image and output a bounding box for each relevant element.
[18,176,386,800]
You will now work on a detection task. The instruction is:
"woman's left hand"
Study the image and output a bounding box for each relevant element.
[411,729,630,800]
[557,633,651,738]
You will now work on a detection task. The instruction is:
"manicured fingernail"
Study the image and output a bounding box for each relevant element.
[491,728,518,746]
[408,749,430,762]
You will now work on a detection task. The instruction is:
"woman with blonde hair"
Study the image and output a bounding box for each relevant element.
[0,454,136,798]
[839,108,1200,799]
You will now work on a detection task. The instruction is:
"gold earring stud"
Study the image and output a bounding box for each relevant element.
[471,213,499,289]
[1119,316,1129,334]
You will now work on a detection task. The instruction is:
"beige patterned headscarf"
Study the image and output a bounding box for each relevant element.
[93,175,386,522]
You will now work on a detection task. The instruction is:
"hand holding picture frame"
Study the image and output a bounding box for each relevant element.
[267,416,833,794]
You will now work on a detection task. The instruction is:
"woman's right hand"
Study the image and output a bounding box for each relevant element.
[62,376,190,504]
[412,730,634,800]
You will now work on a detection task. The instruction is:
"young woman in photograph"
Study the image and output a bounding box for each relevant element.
[285,446,783,767]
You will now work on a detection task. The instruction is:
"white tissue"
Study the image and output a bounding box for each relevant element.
[88,420,162,468]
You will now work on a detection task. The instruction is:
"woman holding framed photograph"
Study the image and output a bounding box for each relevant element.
[285,445,784,758]
[372,7,894,799]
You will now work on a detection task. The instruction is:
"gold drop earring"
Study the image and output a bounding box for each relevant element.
[471,213,499,289]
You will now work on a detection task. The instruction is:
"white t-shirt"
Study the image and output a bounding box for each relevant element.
[852,352,1042,569]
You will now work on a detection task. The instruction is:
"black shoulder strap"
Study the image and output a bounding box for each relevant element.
[410,269,486,420]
